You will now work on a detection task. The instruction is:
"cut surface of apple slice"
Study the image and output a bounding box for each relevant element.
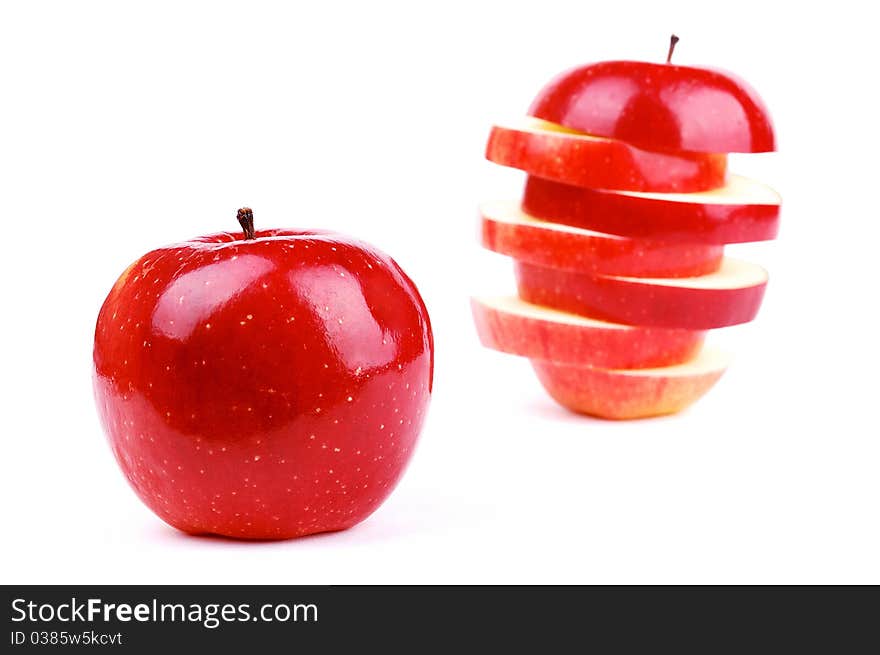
[472,295,704,369]
[480,200,723,278]
[515,258,768,329]
[486,117,728,193]
[531,347,730,420]
[523,174,781,244]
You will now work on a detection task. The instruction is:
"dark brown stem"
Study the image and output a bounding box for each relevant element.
[666,34,680,63]
[236,207,255,240]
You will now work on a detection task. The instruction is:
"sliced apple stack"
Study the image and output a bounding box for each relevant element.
[473,49,780,419]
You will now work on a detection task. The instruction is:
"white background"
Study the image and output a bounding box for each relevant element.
[2,0,878,584]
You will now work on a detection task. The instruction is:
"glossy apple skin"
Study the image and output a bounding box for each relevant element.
[515,261,767,330]
[480,205,723,277]
[528,60,775,153]
[471,298,703,369]
[530,358,725,420]
[93,229,433,539]
[486,122,727,192]
[523,176,780,244]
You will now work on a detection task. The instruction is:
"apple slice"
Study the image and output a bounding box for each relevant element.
[522,174,781,244]
[480,200,723,278]
[515,258,768,329]
[531,348,730,420]
[486,117,727,193]
[471,296,704,369]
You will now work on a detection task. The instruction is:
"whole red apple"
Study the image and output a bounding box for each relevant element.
[93,209,433,539]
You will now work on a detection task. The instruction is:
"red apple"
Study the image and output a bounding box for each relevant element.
[527,56,775,153]
[471,296,704,369]
[522,174,781,244]
[93,209,434,540]
[486,117,727,192]
[480,200,723,277]
[515,258,768,329]
[530,348,730,420]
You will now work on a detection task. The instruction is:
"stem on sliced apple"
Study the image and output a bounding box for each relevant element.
[237,207,255,240]
[666,34,679,63]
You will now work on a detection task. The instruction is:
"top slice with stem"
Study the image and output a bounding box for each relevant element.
[528,35,775,154]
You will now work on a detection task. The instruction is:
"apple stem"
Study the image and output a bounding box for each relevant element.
[236,207,255,240]
[666,34,679,63]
